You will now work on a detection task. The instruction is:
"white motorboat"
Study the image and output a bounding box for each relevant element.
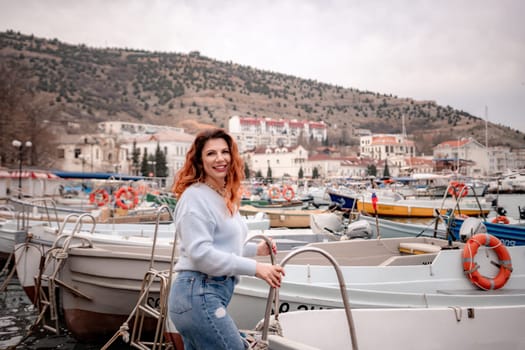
[228,235,525,329]
[253,245,525,349]
[263,305,525,349]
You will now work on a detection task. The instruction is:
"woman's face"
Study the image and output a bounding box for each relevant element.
[202,137,231,186]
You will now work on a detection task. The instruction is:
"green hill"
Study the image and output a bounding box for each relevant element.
[1,30,524,168]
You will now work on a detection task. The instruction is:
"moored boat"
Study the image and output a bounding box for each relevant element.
[228,235,525,330]
[239,204,325,228]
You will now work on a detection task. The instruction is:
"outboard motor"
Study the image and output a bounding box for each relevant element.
[459,217,487,242]
[519,206,525,220]
[343,220,372,240]
[496,207,507,216]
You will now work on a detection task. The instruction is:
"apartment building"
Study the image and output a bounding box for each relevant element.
[228,115,327,152]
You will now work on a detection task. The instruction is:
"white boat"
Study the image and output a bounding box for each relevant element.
[262,305,525,349]
[500,170,525,192]
[253,245,525,349]
[228,236,525,330]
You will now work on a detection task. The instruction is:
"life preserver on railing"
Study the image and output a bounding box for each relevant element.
[491,216,510,224]
[268,186,281,200]
[89,188,110,207]
[282,186,295,202]
[448,181,468,198]
[115,186,139,210]
[462,233,512,290]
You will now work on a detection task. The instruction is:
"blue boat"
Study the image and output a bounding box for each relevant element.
[448,217,525,246]
[326,188,358,210]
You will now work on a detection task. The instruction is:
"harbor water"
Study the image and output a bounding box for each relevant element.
[1,193,523,349]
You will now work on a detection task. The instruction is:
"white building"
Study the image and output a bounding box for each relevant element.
[245,145,309,179]
[433,138,488,176]
[98,121,184,135]
[229,115,327,152]
[54,134,122,174]
[120,129,194,179]
[53,124,195,182]
[360,134,416,161]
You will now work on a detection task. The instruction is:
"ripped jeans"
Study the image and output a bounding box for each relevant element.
[168,270,247,350]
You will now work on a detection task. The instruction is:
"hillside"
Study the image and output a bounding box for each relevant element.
[1,30,524,159]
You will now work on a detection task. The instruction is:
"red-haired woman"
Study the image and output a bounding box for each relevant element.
[169,128,284,349]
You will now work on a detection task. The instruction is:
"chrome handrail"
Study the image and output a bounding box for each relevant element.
[259,245,359,350]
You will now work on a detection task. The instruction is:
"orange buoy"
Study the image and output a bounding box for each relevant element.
[89,188,110,207]
[115,186,139,210]
[491,216,510,224]
[448,181,468,198]
[462,233,512,290]
[268,186,281,200]
[281,186,295,201]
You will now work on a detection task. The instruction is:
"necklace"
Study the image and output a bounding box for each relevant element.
[204,181,226,196]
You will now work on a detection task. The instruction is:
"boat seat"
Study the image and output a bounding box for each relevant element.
[398,242,441,255]
[380,253,438,266]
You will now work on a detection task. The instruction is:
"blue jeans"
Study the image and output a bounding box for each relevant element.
[168,271,247,350]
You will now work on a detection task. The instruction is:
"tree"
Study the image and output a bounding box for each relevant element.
[244,161,250,179]
[367,164,377,177]
[131,140,140,175]
[298,166,304,179]
[0,61,57,168]
[255,170,263,178]
[140,149,149,176]
[154,142,168,177]
[312,167,319,179]
[266,165,272,182]
[383,161,390,178]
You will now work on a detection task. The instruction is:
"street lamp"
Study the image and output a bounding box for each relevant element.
[12,139,32,198]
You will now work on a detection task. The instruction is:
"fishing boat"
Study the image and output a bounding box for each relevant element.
[356,187,491,217]
[228,235,525,330]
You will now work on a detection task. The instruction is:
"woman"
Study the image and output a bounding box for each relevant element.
[169,128,284,350]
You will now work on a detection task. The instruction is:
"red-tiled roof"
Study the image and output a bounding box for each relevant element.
[436,139,470,148]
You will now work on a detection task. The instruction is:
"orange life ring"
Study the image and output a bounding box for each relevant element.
[448,181,468,198]
[462,233,512,290]
[268,186,281,200]
[115,186,139,210]
[282,186,295,201]
[491,216,510,224]
[89,188,110,207]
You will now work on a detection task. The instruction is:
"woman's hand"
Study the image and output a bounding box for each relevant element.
[255,263,285,288]
[256,238,277,256]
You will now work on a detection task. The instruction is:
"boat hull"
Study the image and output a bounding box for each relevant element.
[357,200,490,217]
[449,217,525,246]
[59,244,174,341]
[265,305,525,349]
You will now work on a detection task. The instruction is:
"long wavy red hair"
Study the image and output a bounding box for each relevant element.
[171,128,245,215]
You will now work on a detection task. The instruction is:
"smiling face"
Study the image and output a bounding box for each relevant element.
[202,137,231,188]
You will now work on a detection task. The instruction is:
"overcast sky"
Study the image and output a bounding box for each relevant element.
[1,0,524,132]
